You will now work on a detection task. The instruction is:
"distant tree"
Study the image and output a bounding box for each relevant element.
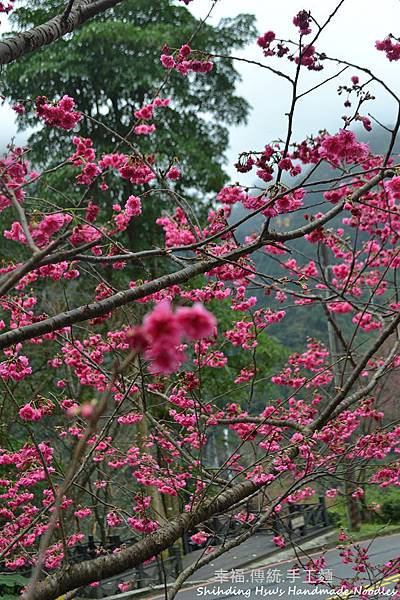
[3,0,255,198]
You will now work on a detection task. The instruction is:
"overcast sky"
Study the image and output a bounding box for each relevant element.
[188,0,400,177]
[1,0,399,179]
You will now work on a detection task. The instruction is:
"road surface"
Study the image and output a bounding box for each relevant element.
[153,532,400,599]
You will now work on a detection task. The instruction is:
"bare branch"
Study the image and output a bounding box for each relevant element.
[0,0,126,66]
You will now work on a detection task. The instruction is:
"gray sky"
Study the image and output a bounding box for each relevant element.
[1,0,399,178]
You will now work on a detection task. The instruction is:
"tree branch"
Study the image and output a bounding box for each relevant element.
[0,0,125,66]
[24,479,262,600]
[0,239,263,350]
[0,175,383,352]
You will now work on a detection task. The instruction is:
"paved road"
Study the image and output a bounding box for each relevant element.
[152,532,400,600]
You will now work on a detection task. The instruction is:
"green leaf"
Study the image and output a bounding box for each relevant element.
[0,572,29,585]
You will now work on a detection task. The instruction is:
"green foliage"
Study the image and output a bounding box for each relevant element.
[0,572,28,598]
[2,0,256,196]
[201,295,289,414]
[381,497,400,523]
[328,485,400,530]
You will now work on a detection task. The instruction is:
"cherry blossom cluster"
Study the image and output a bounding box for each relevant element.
[0,147,37,212]
[35,95,82,130]
[234,128,372,183]
[133,97,170,136]
[125,300,216,374]
[376,35,400,61]
[0,0,12,24]
[113,195,142,231]
[293,10,313,35]
[257,26,324,71]
[161,44,214,75]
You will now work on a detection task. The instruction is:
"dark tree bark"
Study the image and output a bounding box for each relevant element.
[0,0,126,65]
[23,479,261,600]
[0,192,357,350]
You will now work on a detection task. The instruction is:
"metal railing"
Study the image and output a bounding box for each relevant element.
[272,496,331,538]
